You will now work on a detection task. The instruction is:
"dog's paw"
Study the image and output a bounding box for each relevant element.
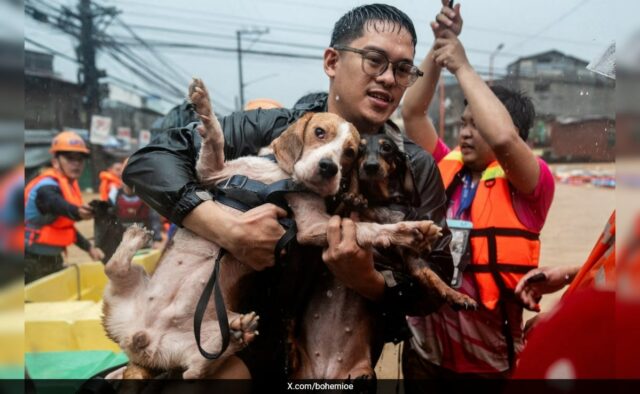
[230,311,260,347]
[340,192,369,211]
[122,224,153,249]
[387,220,442,251]
[448,292,478,312]
[188,78,214,129]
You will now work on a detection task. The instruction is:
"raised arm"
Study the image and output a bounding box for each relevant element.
[401,0,462,154]
[433,30,540,194]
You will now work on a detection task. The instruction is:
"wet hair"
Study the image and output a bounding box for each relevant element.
[464,85,536,141]
[330,4,417,49]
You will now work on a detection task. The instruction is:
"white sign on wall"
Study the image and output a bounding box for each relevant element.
[117,127,132,149]
[139,129,151,147]
[89,115,112,145]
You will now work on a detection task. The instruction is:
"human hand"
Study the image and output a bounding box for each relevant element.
[433,30,471,75]
[321,215,382,299]
[431,0,463,39]
[515,266,579,311]
[78,205,95,220]
[89,246,105,261]
[224,203,288,271]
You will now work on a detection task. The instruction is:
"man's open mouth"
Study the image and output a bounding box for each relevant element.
[367,90,392,103]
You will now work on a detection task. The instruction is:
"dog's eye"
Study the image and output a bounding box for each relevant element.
[315,128,326,139]
[380,143,392,153]
[344,148,356,158]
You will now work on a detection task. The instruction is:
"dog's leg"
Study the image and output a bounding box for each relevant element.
[189,78,226,181]
[404,252,477,311]
[104,225,152,293]
[182,311,260,379]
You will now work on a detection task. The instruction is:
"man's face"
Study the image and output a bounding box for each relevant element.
[325,21,414,133]
[459,106,496,172]
[53,152,86,180]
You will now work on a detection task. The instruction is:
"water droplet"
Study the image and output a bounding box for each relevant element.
[337,357,343,362]
[335,95,340,101]
[345,327,352,333]
[315,351,320,357]
[326,290,333,298]
[579,91,584,96]
[314,313,319,319]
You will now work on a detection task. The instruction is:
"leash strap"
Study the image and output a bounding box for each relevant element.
[194,249,231,359]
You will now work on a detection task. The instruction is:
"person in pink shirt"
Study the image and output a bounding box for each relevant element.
[400,0,554,389]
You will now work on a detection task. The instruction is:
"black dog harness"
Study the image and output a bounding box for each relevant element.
[194,160,306,360]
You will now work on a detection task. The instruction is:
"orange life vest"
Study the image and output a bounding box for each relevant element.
[438,149,541,311]
[564,211,615,297]
[98,171,123,201]
[24,168,83,248]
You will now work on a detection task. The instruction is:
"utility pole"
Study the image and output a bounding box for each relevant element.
[69,0,118,188]
[236,28,269,110]
[78,0,101,124]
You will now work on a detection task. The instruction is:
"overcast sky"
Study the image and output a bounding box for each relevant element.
[25,0,636,115]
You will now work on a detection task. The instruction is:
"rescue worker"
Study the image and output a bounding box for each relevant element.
[24,131,104,283]
[400,1,554,386]
[98,159,124,201]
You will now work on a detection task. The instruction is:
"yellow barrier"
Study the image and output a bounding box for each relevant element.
[25,301,120,353]
[24,250,161,353]
[25,249,161,303]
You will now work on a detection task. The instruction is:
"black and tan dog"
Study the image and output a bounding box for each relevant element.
[353,133,477,311]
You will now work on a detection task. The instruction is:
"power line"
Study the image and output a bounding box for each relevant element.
[506,0,591,52]
[116,40,324,60]
[114,17,190,86]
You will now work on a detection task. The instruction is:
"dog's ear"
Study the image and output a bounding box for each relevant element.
[272,112,313,174]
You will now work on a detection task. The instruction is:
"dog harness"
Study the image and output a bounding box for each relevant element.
[195,156,307,360]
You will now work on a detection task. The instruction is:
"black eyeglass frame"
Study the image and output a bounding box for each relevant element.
[332,45,424,87]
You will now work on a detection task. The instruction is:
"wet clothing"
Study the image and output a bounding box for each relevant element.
[123,96,454,380]
[407,142,554,376]
[24,169,91,282]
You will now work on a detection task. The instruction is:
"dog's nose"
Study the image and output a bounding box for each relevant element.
[319,159,338,178]
[364,162,380,174]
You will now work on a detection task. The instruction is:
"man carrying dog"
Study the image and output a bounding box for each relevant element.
[401,1,555,387]
[123,3,453,381]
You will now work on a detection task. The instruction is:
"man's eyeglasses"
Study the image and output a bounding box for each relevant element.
[332,45,423,87]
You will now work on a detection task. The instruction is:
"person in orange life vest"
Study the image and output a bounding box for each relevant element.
[24,131,105,283]
[400,1,555,383]
[98,159,124,201]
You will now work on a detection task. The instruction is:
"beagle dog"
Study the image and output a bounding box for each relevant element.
[102,79,442,380]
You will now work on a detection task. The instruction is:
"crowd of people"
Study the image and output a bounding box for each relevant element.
[24,0,627,385]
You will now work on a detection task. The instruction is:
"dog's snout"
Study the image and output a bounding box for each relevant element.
[364,161,380,174]
[319,159,338,178]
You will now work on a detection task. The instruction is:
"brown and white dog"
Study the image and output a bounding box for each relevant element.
[288,133,477,383]
[101,79,442,380]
